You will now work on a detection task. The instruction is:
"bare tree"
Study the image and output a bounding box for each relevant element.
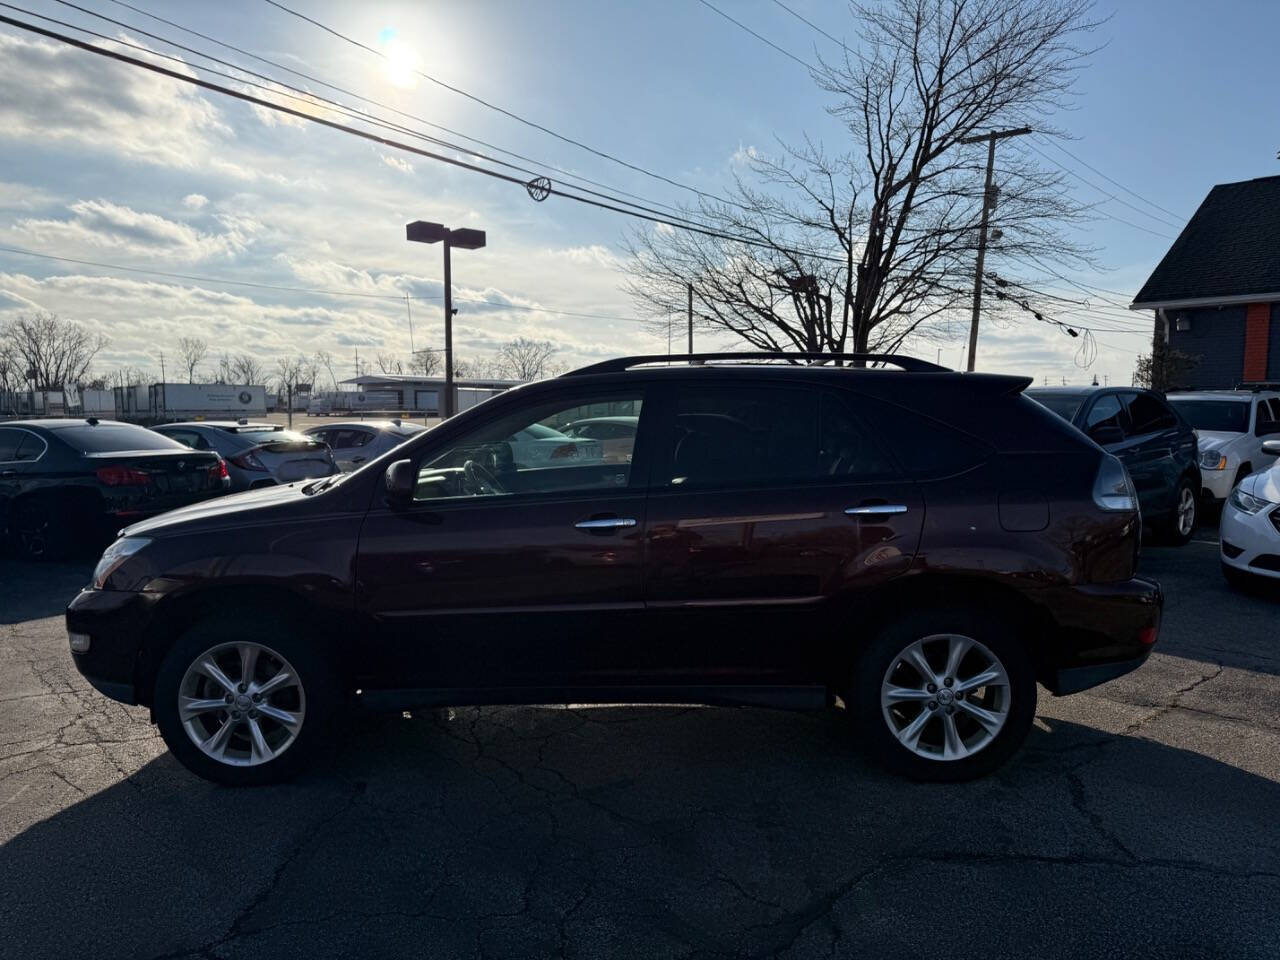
[178,336,209,382]
[106,365,155,389]
[0,342,22,393]
[497,337,557,381]
[409,349,441,377]
[625,0,1095,357]
[229,353,265,385]
[376,353,405,375]
[314,350,340,391]
[1,312,108,389]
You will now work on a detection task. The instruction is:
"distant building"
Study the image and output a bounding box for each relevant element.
[335,373,520,415]
[1131,175,1280,389]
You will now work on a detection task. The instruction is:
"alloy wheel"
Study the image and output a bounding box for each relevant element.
[880,633,1011,761]
[178,641,306,767]
[1176,486,1196,537]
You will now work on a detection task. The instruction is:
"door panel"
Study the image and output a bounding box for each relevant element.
[643,382,923,684]
[354,388,665,690]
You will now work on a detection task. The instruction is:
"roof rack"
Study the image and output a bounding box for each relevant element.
[562,352,948,378]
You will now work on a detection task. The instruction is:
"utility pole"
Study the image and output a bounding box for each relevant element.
[687,282,694,354]
[961,126,1031,372]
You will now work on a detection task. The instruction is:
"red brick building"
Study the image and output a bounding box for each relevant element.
[1131,175,1280,389]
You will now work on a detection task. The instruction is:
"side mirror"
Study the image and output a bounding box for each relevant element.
[1089,424,1125,447]
[1262,440,1280,457]
[384,459,415,505]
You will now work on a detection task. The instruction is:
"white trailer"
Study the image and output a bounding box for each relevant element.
[148,383,268,422]
[80,388,116,418]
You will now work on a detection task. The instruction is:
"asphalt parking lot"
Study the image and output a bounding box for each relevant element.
[2,533,1279,959]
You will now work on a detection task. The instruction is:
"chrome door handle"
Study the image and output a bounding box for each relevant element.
[844,504,908,516]
[574,517,638,530]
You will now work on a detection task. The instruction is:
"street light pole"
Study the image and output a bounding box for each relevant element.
[406,220,486,419]
[959,126,1031,372]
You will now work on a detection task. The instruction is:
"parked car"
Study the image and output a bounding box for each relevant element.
[503,422,602,467]
[1026,386,1200,543]
[1218,438,1280,587]
[1166,390,1280,505]
[560,416,639,463]
[1,419,228,560]
[304,419,426,471]
[153,421,337,491]
[67,353,1161,786]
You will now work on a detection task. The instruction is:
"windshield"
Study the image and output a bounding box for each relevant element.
[1168,399,1249,433]
[1027,393,1086,422]
[54,424,185,453]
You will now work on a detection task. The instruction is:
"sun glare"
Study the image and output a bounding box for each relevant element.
[378,28,420,89]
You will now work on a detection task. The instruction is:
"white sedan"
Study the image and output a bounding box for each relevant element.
[1220,438,1280,587]
[505,423,602,467]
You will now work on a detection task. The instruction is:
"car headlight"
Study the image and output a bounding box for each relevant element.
[1199,450,1228,470]
[1228,487,1273,516]
[92,537,152,590]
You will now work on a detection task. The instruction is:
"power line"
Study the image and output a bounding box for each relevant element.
[0,12,848,265]
[1033,136,1187,223]
[695,0,818,71]
[769,0,849,53]
[25,0,715,233]
[93,0,692,219]
[261,0,746,211]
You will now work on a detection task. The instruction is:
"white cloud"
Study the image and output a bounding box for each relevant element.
[11,199,258,262]
[555,245,623,269]
[182,193,208,210]
[380,154,414,174]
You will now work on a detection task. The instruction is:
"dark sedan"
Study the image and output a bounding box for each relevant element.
[1,419,229,559]
[1026,386,1200,543]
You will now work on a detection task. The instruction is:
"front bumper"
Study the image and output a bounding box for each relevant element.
[1037,576,1163,695]
[65,587,159,705]
[1200,468,1235,503]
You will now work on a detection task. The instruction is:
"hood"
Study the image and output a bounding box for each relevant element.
[1194,430,1244,452]
[122,481,309,537]
[1238,467,1280,505]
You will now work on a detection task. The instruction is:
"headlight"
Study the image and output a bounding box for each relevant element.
[92,537,152,589]
[1199,450,1228,471]
[1228,487,1273,516]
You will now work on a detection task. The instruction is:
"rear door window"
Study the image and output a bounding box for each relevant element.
[0,428,24,461]
[1121,392,1177,435]
[1083,395,1129,438]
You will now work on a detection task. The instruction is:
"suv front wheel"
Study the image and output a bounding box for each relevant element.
[851,608,1037,782]
[153,617,336,785]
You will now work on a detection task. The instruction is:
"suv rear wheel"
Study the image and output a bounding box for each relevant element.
[153,616,336,785]
[851,608,1036,782]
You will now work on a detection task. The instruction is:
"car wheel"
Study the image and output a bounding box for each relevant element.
[153,617,337,785]
[1164,478,1198,545]
[9,497,72,561]
[850,608,1036,782]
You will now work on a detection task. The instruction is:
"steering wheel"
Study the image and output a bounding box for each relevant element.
[462,458,506,496]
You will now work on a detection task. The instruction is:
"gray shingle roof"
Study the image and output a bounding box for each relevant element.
[1132,175,1280,307]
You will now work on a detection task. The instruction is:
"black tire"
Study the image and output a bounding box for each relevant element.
[1163,476,1198,546]
[9,496,73,561]
[153,613,339,786]
[850,607,1037,782]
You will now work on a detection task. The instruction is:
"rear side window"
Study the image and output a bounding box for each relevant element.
[1121,392,1177,435]
[13,433,45,461]
[852,394,992,479]
[332,429,373,448]
[0,428,24,461]
[663,384,894,488]
[53,424,183,453]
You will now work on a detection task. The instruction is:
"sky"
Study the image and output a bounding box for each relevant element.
[1,0,1277,389]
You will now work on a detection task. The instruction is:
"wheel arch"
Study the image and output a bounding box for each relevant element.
[135,583,349,707]
[835,573,1058,686]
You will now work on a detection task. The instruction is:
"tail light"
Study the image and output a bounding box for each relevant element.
[550,444,579,459]
[228,448,268,471]
[208,459,229,482]
[96,465,151,486]
[1092,454,1137,513]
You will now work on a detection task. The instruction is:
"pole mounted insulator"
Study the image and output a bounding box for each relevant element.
[526,176,552,202]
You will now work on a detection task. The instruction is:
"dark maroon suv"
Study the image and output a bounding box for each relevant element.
[65,354,1161,785]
